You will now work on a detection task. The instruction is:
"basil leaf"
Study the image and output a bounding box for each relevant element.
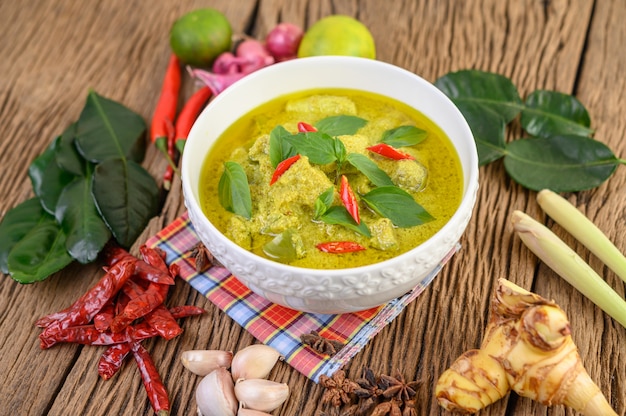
[320,206,371,237]
[92,158,160,247]
[55,171,111,264]
[283,132,338,165]
[314,186,335,219]
[504,135,619,192]
[0,198,45,274]
[346,153,394,186]
[361,186,434,227]
[7,213,73,284]
[521,90,594,139]
[314,115,367,136]
[435,69,523,122]
[75,90,146,163]
[28,137,76,214]
[456,101,507,166]
[381,126,427,147]
[55,122,85,176]
[218,161,252,220]
[269,125,295,168]
[334,136,347,163]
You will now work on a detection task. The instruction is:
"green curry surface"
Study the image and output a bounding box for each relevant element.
[200,89,463,269]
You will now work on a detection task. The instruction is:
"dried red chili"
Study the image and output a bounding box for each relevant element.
[297,121,317,132]
[104,245,174,285]
[340,175,360,224]
[110,282,166,333]
[316,241,366,253]
[98,343,131,380]
[93,299,115,332]
[131,342,170,415]
[270,154,301,185]
[367,143,415,160]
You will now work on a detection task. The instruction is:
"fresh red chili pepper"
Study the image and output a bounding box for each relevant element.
[150,54,181,157]
[270,154,301,185]
[98,343,131,380]
[297,121,317,132]
[340,175,360,224]
[367,143,415,160]
[131,342,170,415]
[174,86,212,153]
[316,241,367,253]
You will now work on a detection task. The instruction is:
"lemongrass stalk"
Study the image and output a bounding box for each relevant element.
[511,210,626,328]
[537,189,626,285]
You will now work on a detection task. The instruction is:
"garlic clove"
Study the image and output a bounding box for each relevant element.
[237,409,273,416]
[234,378,290,412]
[181,349,233,376]
[196,367,239,416]
[231,344,282,381]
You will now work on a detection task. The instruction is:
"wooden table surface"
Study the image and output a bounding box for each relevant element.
[1,1,625,415]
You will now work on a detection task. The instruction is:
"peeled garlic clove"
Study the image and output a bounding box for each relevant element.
[237,409,273,416]
[234,378,290,412]
[231,344,282,381]
[196,368,238,416]
[181,349,233,376]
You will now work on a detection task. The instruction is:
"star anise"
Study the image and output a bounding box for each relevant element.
[353,367,386,415]
[401,399,417,416]
[319,370,359,408]
[379,371,420,402]
[371,398,403,416]
[189,242,221,272]
[301,330,345,356]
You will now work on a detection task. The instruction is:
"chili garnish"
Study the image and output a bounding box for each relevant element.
[367,143,415,160]
[297,121,317,132]
[316,241,366,253]
[340,175,360,224]
[270,154,301,185]
[150,54,181,158]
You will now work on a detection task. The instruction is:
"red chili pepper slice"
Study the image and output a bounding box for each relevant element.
[316,241,366,253]
[340,175,360,224]
[270,154,301,185]
[297,121,317,132]
[367,143,415,160]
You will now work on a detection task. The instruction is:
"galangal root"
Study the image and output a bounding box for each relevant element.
[435,278,617,416]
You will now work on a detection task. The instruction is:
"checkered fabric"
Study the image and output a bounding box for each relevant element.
[146,212,459,382]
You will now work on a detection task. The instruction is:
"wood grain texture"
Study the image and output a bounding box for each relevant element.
[0,0,624,415]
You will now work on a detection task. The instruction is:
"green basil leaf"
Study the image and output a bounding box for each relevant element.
[282,132,338,165]
[269,125,295,168]
[28,137,76,214]
[92,158,159,247]
[0,198,45,274]
[455,101,507,166]
[435,69,523,122]
[504,135,619,192]
[55,122,85,176]
[346,153,394,186]
[361,186,434,227]
[381,125,427,147]
[314,115,367,136]
[218,161,252,220]
[334,136,347,163]
[7,213,73,284]
[314,186,335,219]
[55,171,111,264]
[75,90,146,163]
[521,90,594,139]
[320,206,371,237]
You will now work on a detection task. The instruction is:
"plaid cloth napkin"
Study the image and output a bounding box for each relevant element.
[146,212,459,383]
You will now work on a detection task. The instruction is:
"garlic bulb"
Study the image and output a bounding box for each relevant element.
[234,378,290,412]
[196,368,238,416]
[231,344,282,381]
[181,349,233,376]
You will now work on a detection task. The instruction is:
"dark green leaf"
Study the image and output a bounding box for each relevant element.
[521,90,594,139]
[92,158,159,247]
[0,198,45,274]
[282,132,339,165]
[269,125,296,168]
[262,229,299,263]
[455,101,507,165]
[503,135,619,192]
[314,186,335,219]
[361,186,434,227]
[381,125,427,147]
[7,213,73,284]
[320,206,371,237]
[55,171,111,264]
[55,122,85,176]
[334,135,347,163]
[435,69,523,122]
[314,115,367,136]
[218,161,252,220]
[75,90,146,163]
[28,137,76,214]
[346,153,394,186]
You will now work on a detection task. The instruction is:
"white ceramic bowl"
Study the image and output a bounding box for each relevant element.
[182,56,479,314]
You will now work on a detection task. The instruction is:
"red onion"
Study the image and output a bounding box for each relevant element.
[212,52,241,75]
[188,67,247,96]
[236,39,275,74]
[265,23,304,61]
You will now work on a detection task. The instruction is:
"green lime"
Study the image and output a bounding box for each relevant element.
[169,8,232,67]
[297,15,376,59]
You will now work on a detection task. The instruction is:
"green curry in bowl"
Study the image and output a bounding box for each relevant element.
[199,89,462,269]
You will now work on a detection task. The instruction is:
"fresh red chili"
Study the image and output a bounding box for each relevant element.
[297,121,317,132]
[367,143,415,160]
[174,86,212,153]
[316,241,367,253]
[150,54,181,154]
[340,175,360,224]
[131,342,170,415]
[270,154,301,185]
